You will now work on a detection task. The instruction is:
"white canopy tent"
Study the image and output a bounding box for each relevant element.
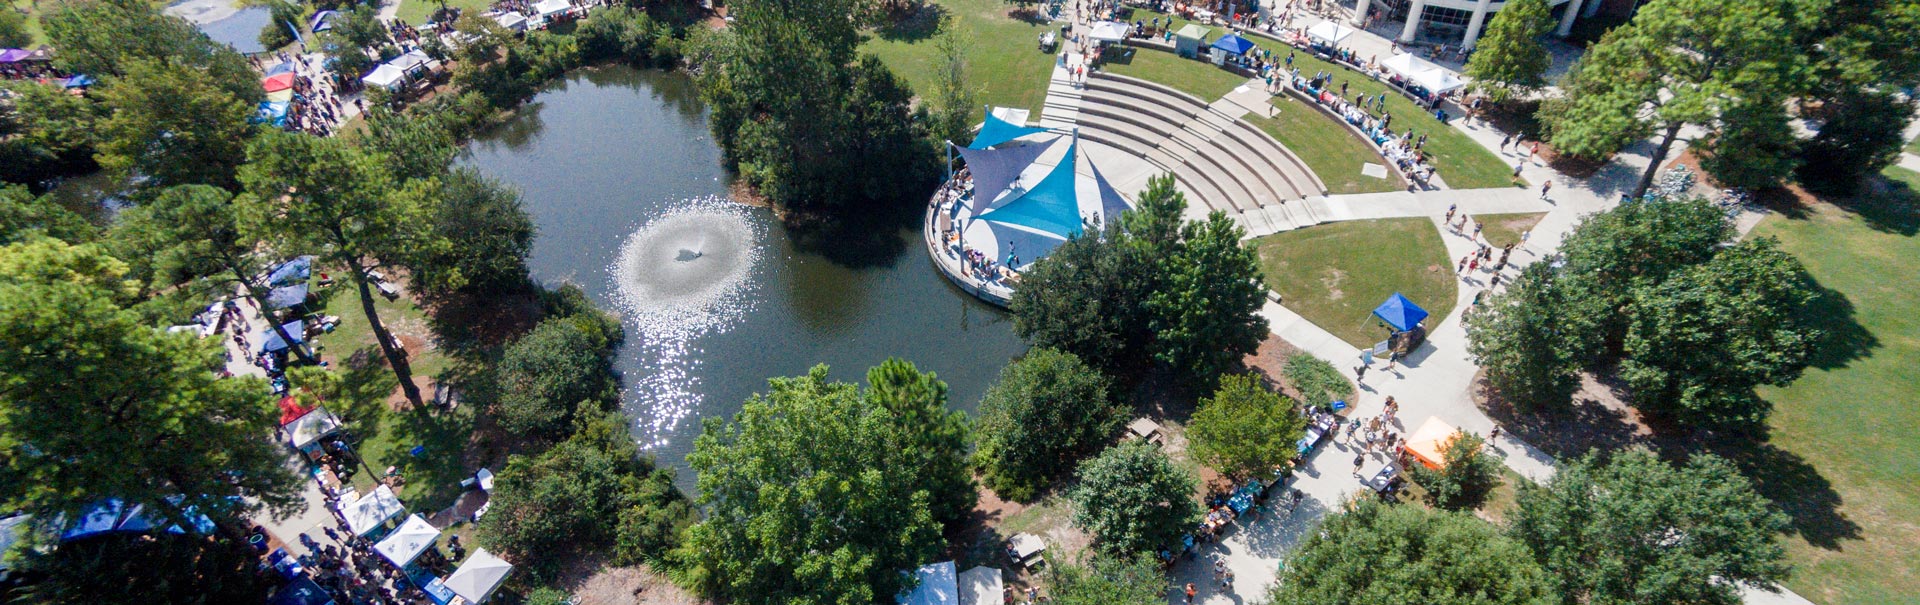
[362,64,406,89]
[1380,52,1439,79]
[1306,21,1355,45]
[1410,66,1467,93]
[492,11,528,31]
[341,485,405,536]
[285,407,343,450]
[896,561,958,605]
[533,0,572,19]
[956,566,1003,605]
[1086,21,1129,44]
[445,548,513,603]
[389,49,432,72]
[374,514,439,567]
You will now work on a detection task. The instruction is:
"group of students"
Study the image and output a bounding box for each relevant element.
[285,518,463,605]
[1283,67,1444,188]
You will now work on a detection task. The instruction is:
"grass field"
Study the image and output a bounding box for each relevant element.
[396,0,496,25]
[1250,218,1457,349]
[1747,166,1920,604]
[861,0,1058,119]
[1469,212,1545,248]
[1247,95,1402,194]
[1100,44,1248,102]
[1906,136,1919,154]
[1278,50,1515,190]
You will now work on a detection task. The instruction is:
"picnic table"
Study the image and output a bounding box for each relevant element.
[1008,533,1046,569]
[1127,418,1164,443]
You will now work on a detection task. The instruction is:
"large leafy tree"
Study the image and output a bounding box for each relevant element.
[0,238,300,534]
[1465,264,1582,412]
[1186,373,1307,481]
[1463,0,1552,100]
[1008,223,1157,376]
[675,365,948,605]
[1407,430,1503,511]
[926,22,976,145]
[1511,449,1789,605]
[0,81,105,184]
[1619,238,1818,426]
[1793,0,1920,192]
[479,414,693,578]
[0,185,94,245]
[974,347,1121,502]
[1049,554,1164,605]
[1556,197,1732,358]
[1148,206,1269,390]
[864,358,975,527]
[44,0,258,101]
[1068,440,1199,556]
[1542,0,1805,197]
[94,59,256,190]
[1269,499,1551,605]
[236,132,446,407]
[7,532,278,604]
[405,168,536,301]
[492,312,623,443]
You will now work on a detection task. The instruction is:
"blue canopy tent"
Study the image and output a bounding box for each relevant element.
[976,142,1084,238]
[1211,33,1257,55]
[266,283,310,309]
[267,256,314,286]
[62,74,94,88]
[264,61,296,76]
[270,577,336,605]
[1371,293,1428,332]
[254,101,290,127]
[968,112,1049,149]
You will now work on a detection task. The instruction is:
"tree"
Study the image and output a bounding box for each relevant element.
[320,6,392,80]
[1511,449,1789,605]
[0,81,105,183]
[1797,89,1914,194]
[1556,197,1732,357]
[1008,224,1156,375]
[0,185,94,245]
[1792,0,1920,192]
[493,313,623,442]
[94,59,256,190]
[0,9,28,49]
[479,414,693,578]
[1269,499,1551,605]
[1463,0,1552,100]
[675,365,946,605]
[1147,207,1269,390]
[359,107,457,182]
[926,20,976,145]
[44,0,259,100]
[864,358,975,527]
[0,238,300,534]
[1619,238,1818,426]
[1694,98,1800,190]
[1187,373,1307,480]
[405,168,536,301]
[1049,554,1164,605]
[1465,264,1582,412]
[236,132,445,407]
[974,348,1121,501]
[1407,430,1503,511]
[7,532,278,604]
[1068,440,1200,556]
[1541,0,1804,198]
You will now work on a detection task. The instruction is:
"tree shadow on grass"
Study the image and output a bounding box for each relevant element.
[1802,282,1879,371]
[871,3,950,43]
[1832,174,1920,237]
[1698,435,1862,550]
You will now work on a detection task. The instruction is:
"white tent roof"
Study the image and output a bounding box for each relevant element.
[1381,52,1440,78]
[342,485,405,536]
[446,548,514,603]
[957,566,1003,605]
[362,64,406,88]
[1306,21,1355,45]
[286,406,342,450]
[533,0,571,17]
[389,49,432,72]
[375,514,439,567]
[492,11,527,30]
[1410,66,1467,93]
[1087,21,1129,43]
[896,561,958,605]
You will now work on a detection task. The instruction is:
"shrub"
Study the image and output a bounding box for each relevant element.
[974,348,1120,501]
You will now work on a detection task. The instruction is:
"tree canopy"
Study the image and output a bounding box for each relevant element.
[1408,430,1503,511]
[974,347,1121,502]
[1268,499,1552,605]
[493,312,624,443]
[5,532,278,604]
[1463,0,1552,99]
[1049,554,1165,605]
[1186,373,1307,480]
[864,358,975,526]
[94,59,256,190]
[1511,449,1789,605]
[1069,440,1200,556]
[1465,264,1582,412]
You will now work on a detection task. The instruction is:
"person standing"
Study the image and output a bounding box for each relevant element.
[1185,582,1197,604]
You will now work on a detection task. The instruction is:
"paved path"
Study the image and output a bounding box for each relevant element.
[1900,152,1920,173]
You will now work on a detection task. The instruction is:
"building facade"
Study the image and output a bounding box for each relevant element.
[1348,0,1633,48]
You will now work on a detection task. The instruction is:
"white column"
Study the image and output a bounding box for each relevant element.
[1352,0,1373,25]
[1583,0,1602,17]
[1399,0,1428,42]
[1461,0,1495,48]
[1557,0,1585,36]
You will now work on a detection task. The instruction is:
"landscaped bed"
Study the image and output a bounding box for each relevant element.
[1250,218,1457,350]
[1099,44,1249,102]
[1248,95,1403,194]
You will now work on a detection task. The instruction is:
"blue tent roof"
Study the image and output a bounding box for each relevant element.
[976,143,1083,238]
[1372,292,1429,332]
[62,74,94,88]
[271,577,336,605]
[1089,160,1128,231]
[968,111,1049,149]
[1211,33,1256,55]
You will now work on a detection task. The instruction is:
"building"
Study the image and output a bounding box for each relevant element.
[1350,0,1637,48]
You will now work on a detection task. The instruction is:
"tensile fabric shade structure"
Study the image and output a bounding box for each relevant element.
[1372,292,1428,332]
[968,110,1049,150]
[445,548,514,603]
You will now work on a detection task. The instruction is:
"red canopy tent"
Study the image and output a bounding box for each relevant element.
[262,73,296,92]
[277,395,314,426]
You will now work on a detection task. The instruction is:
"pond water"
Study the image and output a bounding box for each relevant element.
[459,66,1025,481]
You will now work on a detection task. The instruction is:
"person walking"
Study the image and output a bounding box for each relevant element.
[1457,255,1470,272]
[1471,221,1483,241]
[1513,161,1525,179]
[1352,454,1366,476]
[1540,179,1553,199]
[1185,582,1197,604]
[1489,425,1503,441]
[1354,363,1368,384]
[1444,203,1456,223]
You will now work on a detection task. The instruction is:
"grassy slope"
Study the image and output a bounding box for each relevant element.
[1469,212,1545,248]
[1248,95,1402,194]
[1251,218,1456,349]
[1278,50,1514,190]
[1100,44,1248,102]
[1749,167,1920,604]
[861,0,1057,120]
[396,0,498,25]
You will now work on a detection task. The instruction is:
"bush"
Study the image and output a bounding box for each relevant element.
[1068,441,1200,555]
[1268,499,1550,605]
[1282,353,1351,409]
[492,310,622,443]
[1186,373,1307,480]
[1405,430,1502,511]
[974,348,1121,501]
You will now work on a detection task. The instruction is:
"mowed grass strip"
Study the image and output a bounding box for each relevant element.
[1468,211,1545,248]
[1100,45,1249,102]
[1251,218,1457,349]
[1247,94,1402,194]
[1277,50,1516,189]
[1749,166,1920,605]
[861,0,1059,119]
[397,0,496,25]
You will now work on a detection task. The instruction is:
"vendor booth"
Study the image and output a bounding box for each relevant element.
[1305,20,1355,46]
[896,560,959,605]
[445,548,514,603]
[362,64,406,90]
[375,514,440,568]
[1087,21,1129,45]
[1371,292,1429,353]
[956,566,1002,605]
[341,485,405,536]
[1174,24,1209,58]
[1402,416,1458,470]
[1209,33,1256,66]
[285,406,343,455]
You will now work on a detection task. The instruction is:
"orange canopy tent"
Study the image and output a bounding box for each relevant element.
[1402,416,1459,470]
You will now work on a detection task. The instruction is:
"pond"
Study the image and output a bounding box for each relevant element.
[459,66,1025,482]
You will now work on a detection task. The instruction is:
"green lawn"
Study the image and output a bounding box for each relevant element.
[395,0,495,25]
[1278,51,1515,190]
[1470,212,1545,248]
[1906,136,1920,155]
[1247,95,1402,194]
[861,0,1058,119]
[1747,166,1920,604]
[1250,218,1457,349]
[1100,44,1248,102]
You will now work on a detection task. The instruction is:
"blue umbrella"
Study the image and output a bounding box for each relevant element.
[1371,292,1429,332]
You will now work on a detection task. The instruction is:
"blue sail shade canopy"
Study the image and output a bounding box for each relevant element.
[976,142,1086,238]
[968,111,1050,149]
[1372,292,1429,332]
[954,140,1053,213]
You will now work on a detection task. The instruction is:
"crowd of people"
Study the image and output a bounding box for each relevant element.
[267,513,463,605]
